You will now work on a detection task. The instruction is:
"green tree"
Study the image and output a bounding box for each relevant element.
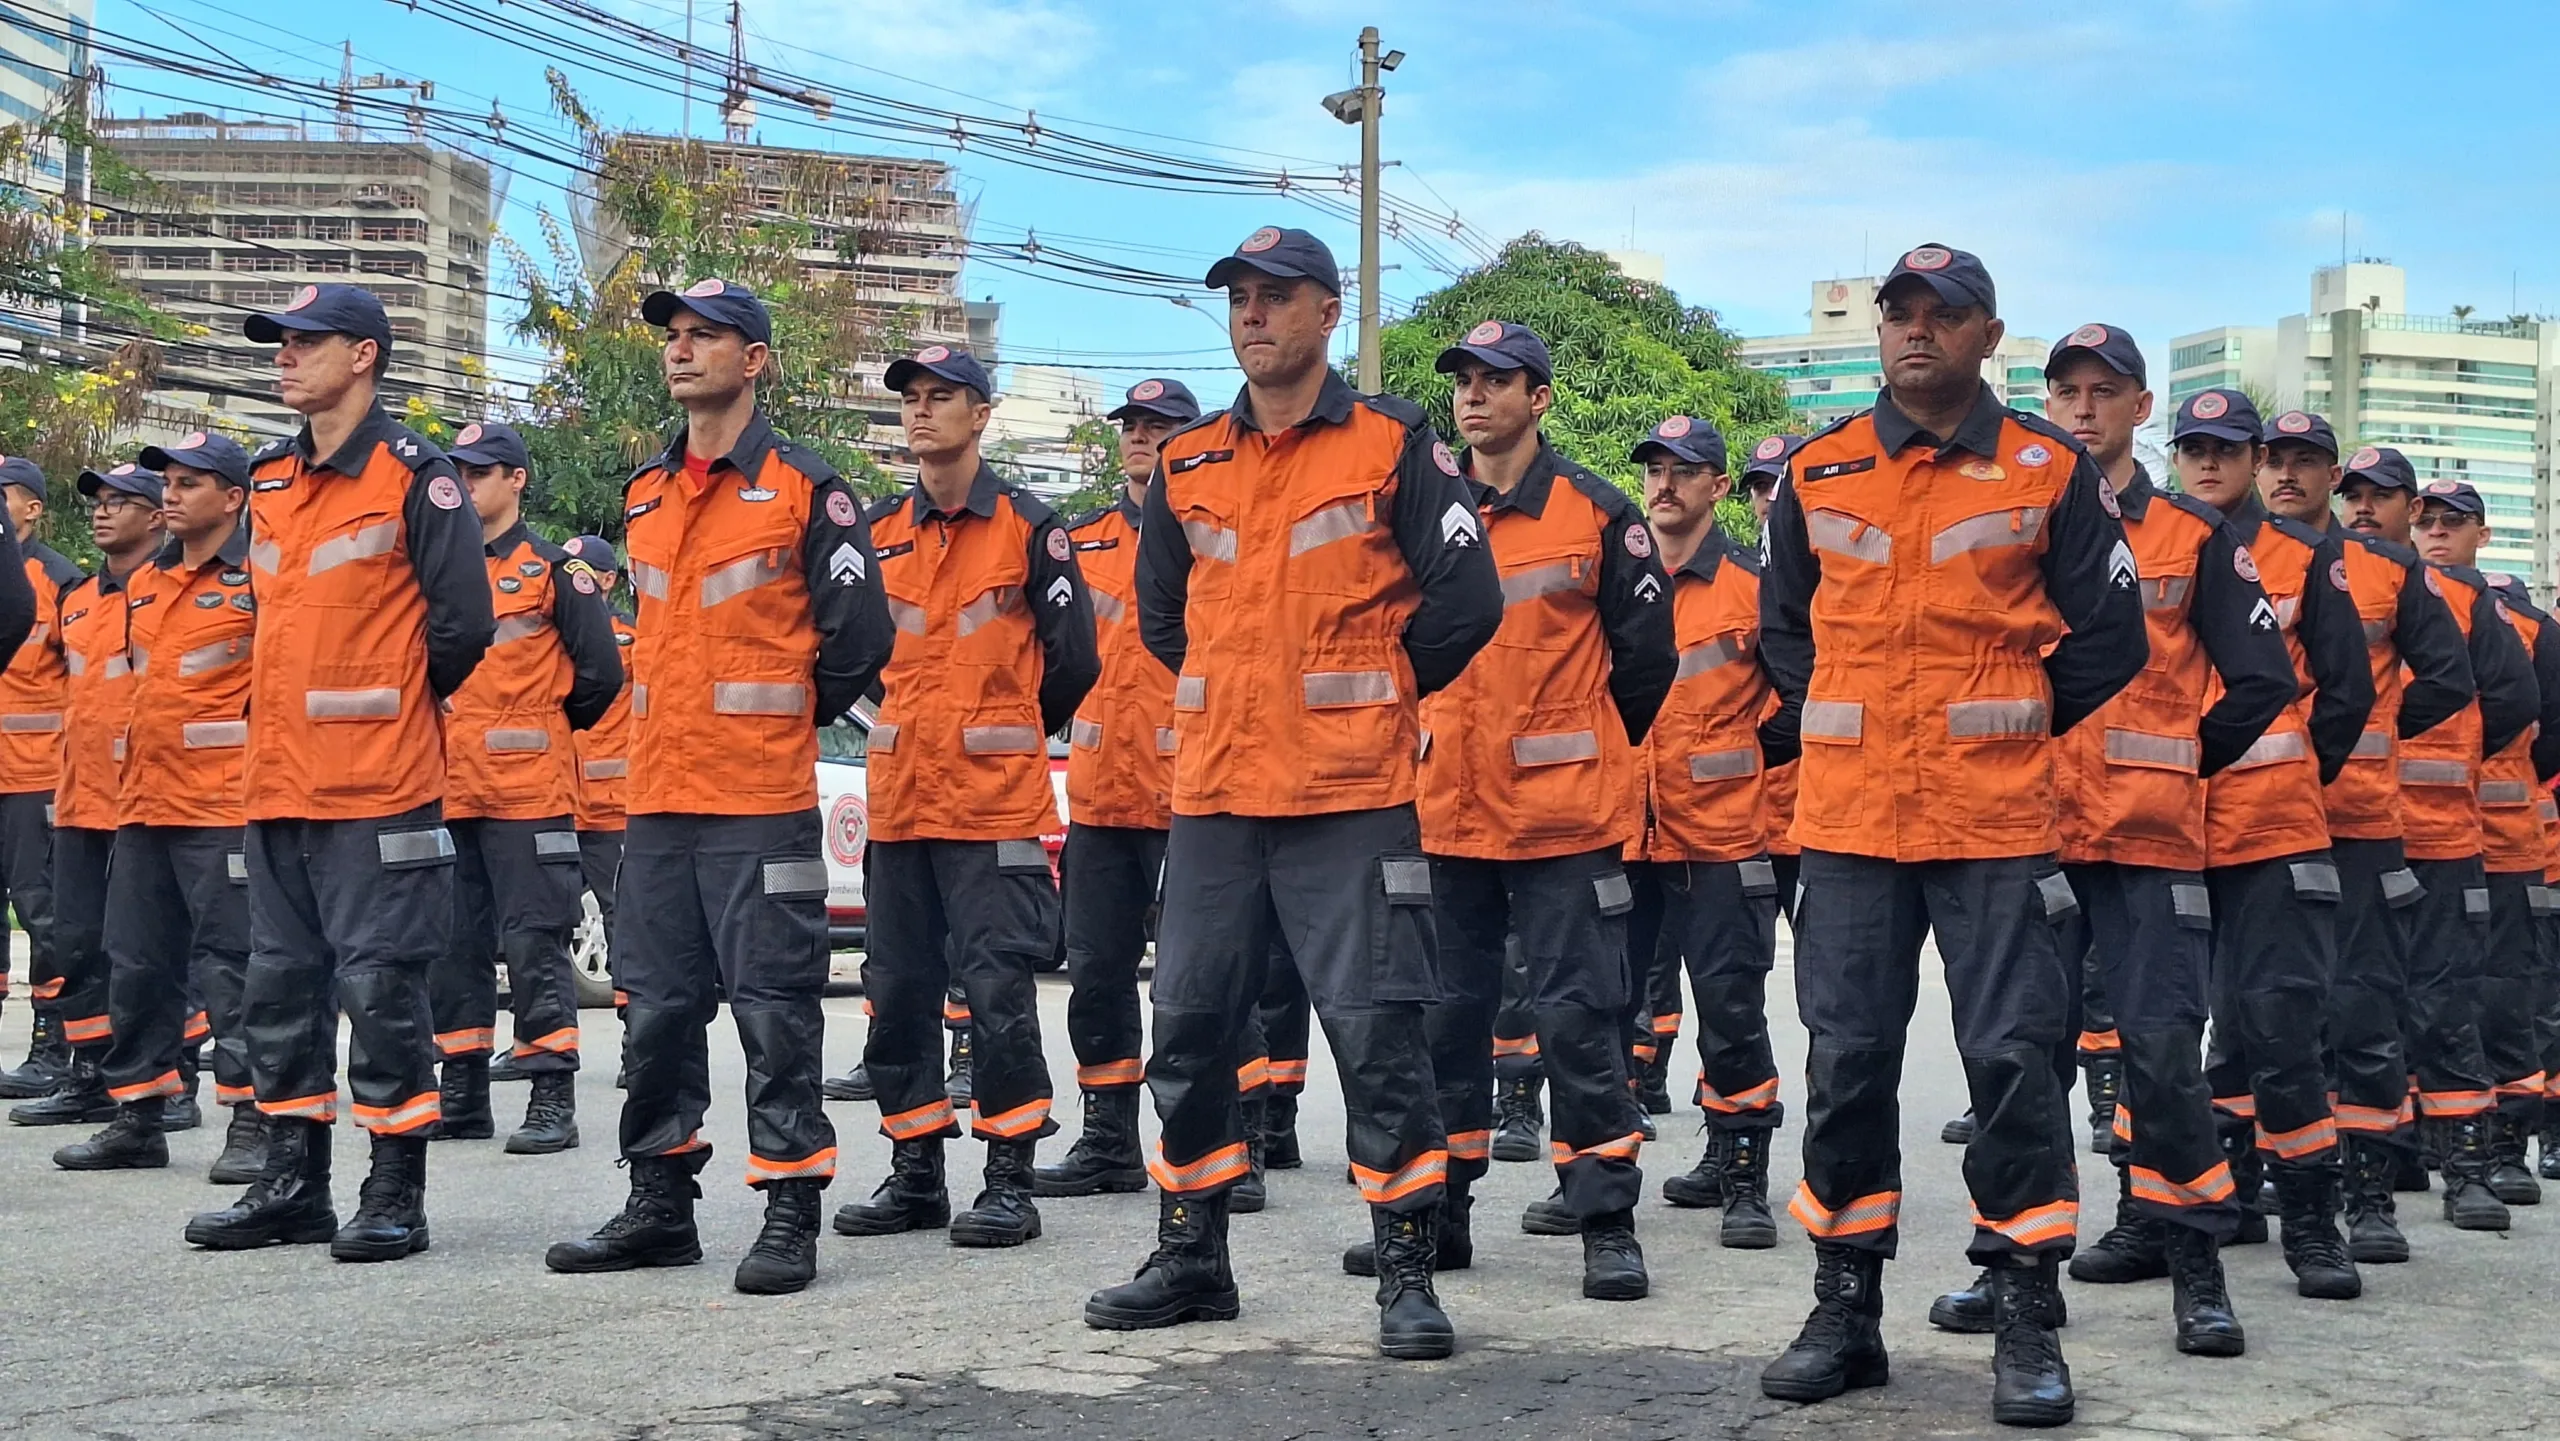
[0,82,185,557]
[489,70,910,542]
[1376,235,1794,545]
[1050,415,1130,520]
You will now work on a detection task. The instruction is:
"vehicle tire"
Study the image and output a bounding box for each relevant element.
[571,887,616,1008]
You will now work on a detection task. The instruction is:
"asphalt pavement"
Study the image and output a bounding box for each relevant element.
[3,931,2554,1440]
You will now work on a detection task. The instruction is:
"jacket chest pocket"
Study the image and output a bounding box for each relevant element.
[1283,479,1386,599]
[694,524,801,641]
[1171,489,1240,604]
[950,547,1034,670]
[301,509,404,608]
[1798,496,1897,617]
[1924,499,2049,611]
[488,585,551,652]
[1493,545,1590,647]
[622,510,678,621]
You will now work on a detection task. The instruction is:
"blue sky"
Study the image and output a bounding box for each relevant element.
[95,0,2560,402]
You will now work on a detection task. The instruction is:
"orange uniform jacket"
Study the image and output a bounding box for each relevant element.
[1065,494,1176,831]
[2401,565,2538,863]
[2486,577,2560,881]
[1136,373,1504,819]
[53,565,141,831]
[2323,532,2473,841]
[2481,580,2559,873]
[1759,387,2148,862]
[1632,529,1782,865]
[243,408,495,821]
[866,464,1099,843]
[622,413,894,818]
[1761,760,1799,859]
[0,542,88,794]
[2056,471,2294,872]
[2200,499,2373,869]
[1421,442,1673,861]
[572,613,637,830]
[442,524,623,823]
[120,525,258,829]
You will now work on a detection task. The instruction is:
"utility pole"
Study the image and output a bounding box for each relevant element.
[63,65,95,345]
[1354,27,1382,391]
[681,0,694,137]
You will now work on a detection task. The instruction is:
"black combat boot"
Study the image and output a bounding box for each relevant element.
[1372,1206,1456,1359]
[2440,1115,2512,1231]
[8,1048,113,1125]
[836,1137,950,1235]
[1264,1091,1303,1169]
[1940,1109,1976,1145]
[1489,1075,1544,1162]
[733,1178,824,1294]
[54,1097,170,1170]
[505,1073,580,1155]
[1761,1245,1889,1401]
[1582,1208,1649,1300]
[951,1138,1043,1247]
[2223,1131,2267,1244]
[1932,1266,2071,1334]
[166,1047,202,1132]
[1989,1257,2075,1427]
[208,1103,270,1186]
[1230,1095,1268,1215]
[2486,1111,2543,1205]
[1720,1127,1779,1250]
[0,1006,67,1099]
[2398,1117,2436,1191]
[1520,1184,1577,1235]
[1033,1087,1147,1196]
[430,1054,494,1141]
[945,1029,973,1107]
[2340,1136,2409,1264]
[1343,1189,1473,1276]
[486,1050,530,1084]
[1633,1044,1673,1116]
[821,1061,875,1102]
[1661,1125,1727,1209]
[2540,1112,2560,1181]
[2161,1224,2245,1357]
[186,1117,338,1249]
[2069,1162,2167,1282]
[2082,1054,2122,1156]
[331,1132,430,1261]
[1085,1190,1239,1330]
[545,1150,708,1272]
[2273,1163,2362,1299]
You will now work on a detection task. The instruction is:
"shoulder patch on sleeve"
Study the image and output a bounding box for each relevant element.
[820,486,860,529]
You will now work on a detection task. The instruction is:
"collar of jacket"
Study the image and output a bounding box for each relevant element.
[1872,382,2006,461]
[1673,525,1740,585]
[1226,369,1357,434]
[152,516,251,574]
[908,460,1003,524]
[483,519,534,558]
[1462,434,1560,518]
[2114,461,2158,521]
[292,402,401,476]
[655,408,780,487]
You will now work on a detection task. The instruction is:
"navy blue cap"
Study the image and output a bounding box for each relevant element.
[2172,387,2261,445]
[139,428,250,488]
[1204,226,1341,295]
[564,535,621,572]
[883,344,994,400]
[1105,378,1201,424]
[1741,433,1808,483]
[1879,243,1996,318]
[2045,323,2146,386]
[447,420,531,472]
[1630,415,1728,471]
[2263,409,2339,457]
[2341,444,2417,493]
[640,277,774,346]
[76,461,164,506]
[0,455,46,498]
[243,282,393,348]
[1435,320,1553,384]
[2416,479,2485,517]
